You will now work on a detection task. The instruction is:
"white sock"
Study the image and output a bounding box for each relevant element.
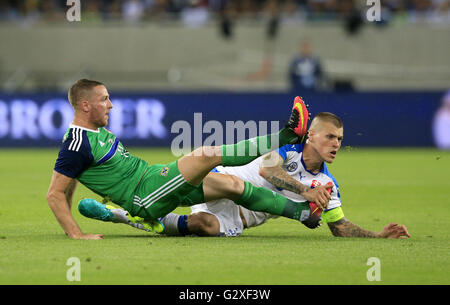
[110,209,130,224]
[110,209,149,231]
[160,213,183,235]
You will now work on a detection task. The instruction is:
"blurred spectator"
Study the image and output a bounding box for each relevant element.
[264,0,280,39]
[181,0,210,27]
[432,90,450,150]
[217,0,236,39]
[280,0,306,24]
[19,0,41,26]
[307,0,338,20]
[338,0,364,35]
[288,40,324,91]
[83,0,103,24]
[105,0,123,21]
[428,0,450,24]
[385,0,408,22]
[41,0,63,22]
[0,0,447,25]
[122,0,145,23]
[145,0,170,20]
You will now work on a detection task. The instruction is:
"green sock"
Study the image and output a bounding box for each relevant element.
[221,127,298,166]
[235,181,310,221]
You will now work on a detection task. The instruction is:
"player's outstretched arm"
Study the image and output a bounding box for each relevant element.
[46,171,103,240]
[258,151,332,209]
[327,218,410,238]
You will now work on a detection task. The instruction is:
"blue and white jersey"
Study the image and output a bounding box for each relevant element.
[215,143,342,211]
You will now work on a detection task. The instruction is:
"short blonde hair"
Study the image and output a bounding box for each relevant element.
[68,79,104,109]
[310,112,343,131]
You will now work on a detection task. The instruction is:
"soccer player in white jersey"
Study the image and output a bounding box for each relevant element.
[157,112,409,238]
[82,112,409,238]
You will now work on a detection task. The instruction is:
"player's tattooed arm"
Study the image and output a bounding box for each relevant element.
[259,151,309,195]
[327,218,379,238]
[259,151,331,209]
[263,168,310,195]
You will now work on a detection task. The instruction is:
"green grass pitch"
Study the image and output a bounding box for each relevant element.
[0,147,449,285]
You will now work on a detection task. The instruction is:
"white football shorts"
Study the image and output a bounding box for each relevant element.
[190,199,278,237]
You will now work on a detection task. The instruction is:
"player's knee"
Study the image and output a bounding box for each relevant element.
[188,213,220,237]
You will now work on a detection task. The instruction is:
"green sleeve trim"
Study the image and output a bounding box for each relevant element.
[322,207,344,223]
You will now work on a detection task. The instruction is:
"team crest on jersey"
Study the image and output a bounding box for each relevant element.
[160,167,169,176]
[286,162,298,172]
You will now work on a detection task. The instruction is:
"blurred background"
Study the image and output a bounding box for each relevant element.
[0,0,449,149]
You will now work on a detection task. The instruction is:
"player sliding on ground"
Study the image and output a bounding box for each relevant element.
[46,78,314,239]
[80,112,410,238]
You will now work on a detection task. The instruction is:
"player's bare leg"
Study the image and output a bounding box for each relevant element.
[187,212,221,236]
[176,146,223,186]
[201,172,244,202]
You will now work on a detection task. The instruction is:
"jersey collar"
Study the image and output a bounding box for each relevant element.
[69,123,100,133]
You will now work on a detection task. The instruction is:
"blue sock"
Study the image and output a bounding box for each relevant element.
[177,215,190,236]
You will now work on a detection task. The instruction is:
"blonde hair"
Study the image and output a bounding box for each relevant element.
[309,112,343,131]
[68,79,104,109]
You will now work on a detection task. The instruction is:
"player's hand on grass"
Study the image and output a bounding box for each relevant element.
[302,183,333,210]
[378,223,410,239]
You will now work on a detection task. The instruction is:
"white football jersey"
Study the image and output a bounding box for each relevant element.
[215,143,342,211]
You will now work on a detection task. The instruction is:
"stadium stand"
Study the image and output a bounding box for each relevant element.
[0,0,448,91]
